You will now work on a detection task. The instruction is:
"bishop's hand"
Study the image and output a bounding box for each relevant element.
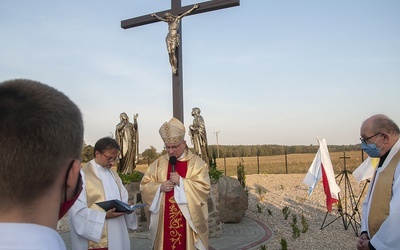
[170,172,180,186]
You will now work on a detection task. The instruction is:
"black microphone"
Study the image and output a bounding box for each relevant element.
[169,156,177,172]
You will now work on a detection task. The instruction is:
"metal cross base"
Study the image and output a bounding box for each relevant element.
[320,168,369,236]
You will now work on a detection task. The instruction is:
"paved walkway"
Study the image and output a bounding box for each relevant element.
[60,216,273,250]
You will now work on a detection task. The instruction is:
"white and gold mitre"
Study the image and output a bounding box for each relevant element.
[159,117,185,144]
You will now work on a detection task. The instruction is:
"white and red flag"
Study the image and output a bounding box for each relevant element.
[303,138,340,212]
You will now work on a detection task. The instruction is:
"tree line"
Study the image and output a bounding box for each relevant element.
[207,144,360,158]
[81,142,360,164]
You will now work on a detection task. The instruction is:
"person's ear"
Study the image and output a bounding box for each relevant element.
[381,133,389,143]
[65,159,81,198]
[94,150,101,158]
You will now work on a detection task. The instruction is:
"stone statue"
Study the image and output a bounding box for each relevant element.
[151,4,198,75]
[115,113,139,174]
[189,107,209,164]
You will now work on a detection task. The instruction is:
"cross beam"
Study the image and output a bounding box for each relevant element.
[121,0,240,123]
[121,0,240,29]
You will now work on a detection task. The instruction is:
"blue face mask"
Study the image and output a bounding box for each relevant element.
[361,141,381,158]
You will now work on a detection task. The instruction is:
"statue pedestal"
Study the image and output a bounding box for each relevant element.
[125,182,148,232]
[208,182,223,238]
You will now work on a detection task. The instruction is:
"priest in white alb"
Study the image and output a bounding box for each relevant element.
[357,114,400,250]
[69,137,138,250]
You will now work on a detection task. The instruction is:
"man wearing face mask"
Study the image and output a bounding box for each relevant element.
[357,114,400,250]
[69,137,138,250]
[0,79,84,250]
[140,117,210,250]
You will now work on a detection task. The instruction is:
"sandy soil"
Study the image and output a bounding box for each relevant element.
[243,174,366,249]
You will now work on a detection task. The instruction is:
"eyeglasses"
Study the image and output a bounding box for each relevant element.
[360,133,381,143]
[102,153,118,162]
[164,141,183,151]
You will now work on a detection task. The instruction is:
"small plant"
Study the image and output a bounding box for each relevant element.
[209,167,224,184]
[208,153,225,184]
[301,214,309,233]
[291,214,297,226]
[291,214,300,238]
[118,170,143,184]
[267,208,272,216]
[208,153,217,169]
[257,203,262,213]
[257,186,266,202]
[282,206,290,220]
[237,158,246,189]
[280,237,288,250]
[292,223,301,239]
[259,244,267,250]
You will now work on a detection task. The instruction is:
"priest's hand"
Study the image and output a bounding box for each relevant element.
[105,208,124,219]
[356,233,370,250]
[162,180,174,192]
[170,172,180,186]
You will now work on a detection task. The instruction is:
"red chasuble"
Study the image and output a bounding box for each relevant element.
[163,160,188,250]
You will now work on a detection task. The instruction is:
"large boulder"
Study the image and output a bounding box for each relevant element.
[217,176,248,223]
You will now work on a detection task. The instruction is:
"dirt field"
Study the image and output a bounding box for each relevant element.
[136,150,365,176]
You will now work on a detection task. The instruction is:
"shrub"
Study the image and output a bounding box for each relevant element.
[282,206,290,220]
[209,153,217,169]
[209,167,224,184]
[291,213,297,226]
[257,203,262,213]
[118,170,143,184]
[291,214,300,239]
[237,158,246,189]
[280,238,288,250]
[301,213,309,233]
[292,223,301,239]
[257,186,266,202]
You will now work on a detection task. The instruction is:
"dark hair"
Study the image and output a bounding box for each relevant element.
[94,137,120,157]
[0,79,84,207]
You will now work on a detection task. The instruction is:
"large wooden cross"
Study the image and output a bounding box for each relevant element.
[121,0,240,123]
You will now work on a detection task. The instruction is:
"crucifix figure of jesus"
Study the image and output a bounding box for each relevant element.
[152,4,198,75]
[121,0,240,122]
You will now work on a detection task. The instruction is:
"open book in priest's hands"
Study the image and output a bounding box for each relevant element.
[95,199,147,213]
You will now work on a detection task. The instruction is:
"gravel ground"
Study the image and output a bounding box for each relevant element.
[58,173,366,249]
[244,174,366,250]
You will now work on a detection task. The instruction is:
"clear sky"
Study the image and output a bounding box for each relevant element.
[1,0,399,152]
